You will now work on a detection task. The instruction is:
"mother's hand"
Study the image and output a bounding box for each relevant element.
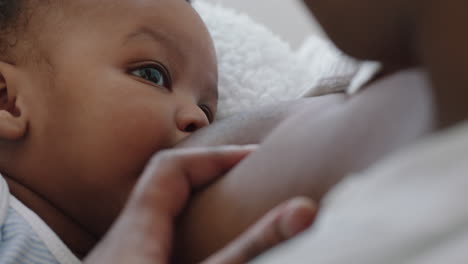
[203,197,316,264]
[83,146,316,264]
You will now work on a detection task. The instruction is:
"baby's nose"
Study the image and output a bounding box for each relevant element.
[176,106,209,134]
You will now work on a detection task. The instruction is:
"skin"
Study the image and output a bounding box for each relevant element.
[301,0,417,65]
[302,0,468,128]
[83,146,317,264]
[0,0,218,257]
[176,96,347,148]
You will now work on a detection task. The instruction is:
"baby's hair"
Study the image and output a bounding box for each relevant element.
[0,0,26,59]
[0,0,20,24]
[0,0,194,60]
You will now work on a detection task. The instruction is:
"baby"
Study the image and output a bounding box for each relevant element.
[0,0,317,263]
[0,0,216,258]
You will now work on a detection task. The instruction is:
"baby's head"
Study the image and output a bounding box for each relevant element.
[0,0,216,242]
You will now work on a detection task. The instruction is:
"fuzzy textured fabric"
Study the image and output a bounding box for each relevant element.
[193,1,373,120]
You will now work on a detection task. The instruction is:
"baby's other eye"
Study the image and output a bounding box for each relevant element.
[130,64,171,89]
[199,104,214,123]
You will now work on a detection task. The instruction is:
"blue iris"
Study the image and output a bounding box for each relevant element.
[131,66,167,87]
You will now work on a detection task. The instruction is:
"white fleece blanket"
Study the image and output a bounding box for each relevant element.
[193,1,378,120]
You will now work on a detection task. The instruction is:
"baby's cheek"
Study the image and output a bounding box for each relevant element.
[104,110,173,171]
[74,109,174,235]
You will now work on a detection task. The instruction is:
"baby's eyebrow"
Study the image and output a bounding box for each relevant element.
[124,26,176,48]
[123,25,183,61]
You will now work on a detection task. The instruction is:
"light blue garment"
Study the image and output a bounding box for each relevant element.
[0,207,62,264]
[0,176,79,264]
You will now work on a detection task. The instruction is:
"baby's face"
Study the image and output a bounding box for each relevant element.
[18,0,217,236]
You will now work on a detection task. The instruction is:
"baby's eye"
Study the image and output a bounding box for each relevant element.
[199,104,214,123]
[130,64,171,89]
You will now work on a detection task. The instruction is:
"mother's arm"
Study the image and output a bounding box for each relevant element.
[175,69,435,263]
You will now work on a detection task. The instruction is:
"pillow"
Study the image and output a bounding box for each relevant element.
[193,1,376,119]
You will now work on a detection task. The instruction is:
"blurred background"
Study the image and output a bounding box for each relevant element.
[201,0,324,48]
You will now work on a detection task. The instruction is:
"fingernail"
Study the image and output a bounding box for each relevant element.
[218,145,258,152]
[228,144,259,152]
[241,144,259,149]
[279,198,317,239]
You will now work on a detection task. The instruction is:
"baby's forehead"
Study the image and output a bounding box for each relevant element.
[60,0,191,17]
[36,0,215,70]
[45,0,196,38]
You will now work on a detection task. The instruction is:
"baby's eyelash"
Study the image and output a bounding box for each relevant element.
[199,104,214,123]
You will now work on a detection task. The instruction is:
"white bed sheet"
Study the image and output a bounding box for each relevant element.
[253,121,468,263]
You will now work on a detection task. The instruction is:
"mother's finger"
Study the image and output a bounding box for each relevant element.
[130,145,258,216]
[203,197,317,264]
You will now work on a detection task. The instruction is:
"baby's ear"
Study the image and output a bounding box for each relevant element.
[0,62,28,141]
